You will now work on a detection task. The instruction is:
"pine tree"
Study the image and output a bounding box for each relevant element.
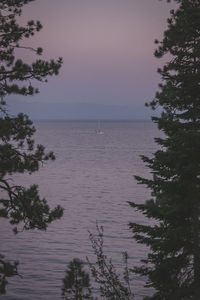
[0,0,63,293]
[129,0,200,299]
[62,258,95,300]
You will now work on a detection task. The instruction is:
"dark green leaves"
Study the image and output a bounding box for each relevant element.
[62,258,95,300]
[0,0,63,294]
[130,1,200,298]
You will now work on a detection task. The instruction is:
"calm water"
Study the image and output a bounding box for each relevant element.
[0,120,160,300]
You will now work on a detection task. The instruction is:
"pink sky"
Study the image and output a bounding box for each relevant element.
[13,0,176,118]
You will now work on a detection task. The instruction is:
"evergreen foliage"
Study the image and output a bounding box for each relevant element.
[63,226,134,300]
[62,258,96,300]
[0,0,63,293]
[129,0,200,299]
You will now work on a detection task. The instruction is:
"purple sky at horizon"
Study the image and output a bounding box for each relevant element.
[12,0,176,118]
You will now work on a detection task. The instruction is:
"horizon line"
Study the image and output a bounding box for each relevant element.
[32,118,152,122]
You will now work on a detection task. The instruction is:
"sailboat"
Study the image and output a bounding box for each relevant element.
[96,120,104,134]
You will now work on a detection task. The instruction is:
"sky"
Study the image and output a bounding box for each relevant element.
[9,0,176,120]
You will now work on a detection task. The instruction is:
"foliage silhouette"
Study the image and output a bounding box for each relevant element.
[62,258,97,300]
[63,225,134,300]
[0,0,63,293]
[129,0,200,299]
[87,225,134,300]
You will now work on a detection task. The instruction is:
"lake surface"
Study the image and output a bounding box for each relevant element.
[0,120,161,300]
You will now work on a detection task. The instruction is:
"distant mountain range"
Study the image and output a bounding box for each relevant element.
[7,100,155,120]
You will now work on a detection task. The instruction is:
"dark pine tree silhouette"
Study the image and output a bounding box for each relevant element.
[62,258,96,300]
[0,0,63,293]
[129,1,200,299]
